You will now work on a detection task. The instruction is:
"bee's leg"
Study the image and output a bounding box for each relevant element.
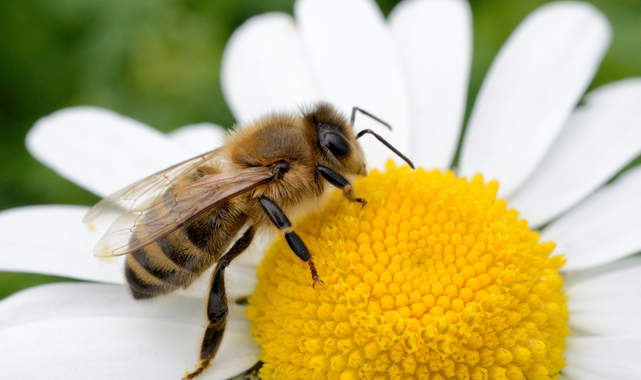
[317,165,367,207]
[258,196,323,287]
[183,226,256,380]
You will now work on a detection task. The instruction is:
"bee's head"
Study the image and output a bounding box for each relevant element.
[303,103,366,177]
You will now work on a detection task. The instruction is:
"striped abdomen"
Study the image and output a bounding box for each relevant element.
[125,201,248,299]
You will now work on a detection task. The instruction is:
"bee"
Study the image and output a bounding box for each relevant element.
[84,103,414,379]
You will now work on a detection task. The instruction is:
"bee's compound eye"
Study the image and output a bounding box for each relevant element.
[322,132,349,158]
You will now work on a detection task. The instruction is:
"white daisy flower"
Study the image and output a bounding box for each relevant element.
[2,0,641,379]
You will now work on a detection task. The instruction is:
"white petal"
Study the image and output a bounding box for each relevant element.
[0,318,258,380]
[168,123,228,156]
[510,79,641,227]
[559,368,604,380]
[0,206,260,300]
[541,165,641,272]
[0,205,124,284]
[27,107,194,197]
[0,283,258,379]
[459,2,611,196]
[566,256,641,336]
[389,0,472,169]
[564,336,641,380]
[221,12,323,123]
[563,256,641,288]
[0,282,246,331]
[296,0,411,170]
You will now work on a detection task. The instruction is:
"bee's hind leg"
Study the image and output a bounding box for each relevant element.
[316,165,367,207]
[183,226,256,380]
[258,196,323,287]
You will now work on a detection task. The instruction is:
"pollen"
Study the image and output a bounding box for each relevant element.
[246,162,568,380]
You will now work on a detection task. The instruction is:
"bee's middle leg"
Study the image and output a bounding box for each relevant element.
[183,226,256,380]
[258,196,323,287]
[317,165,366,206]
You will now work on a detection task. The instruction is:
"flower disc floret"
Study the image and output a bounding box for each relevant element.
[247,162,568,380]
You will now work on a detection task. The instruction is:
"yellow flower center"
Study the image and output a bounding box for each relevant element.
[246,162,568,380]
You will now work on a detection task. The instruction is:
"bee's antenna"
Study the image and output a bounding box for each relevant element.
[352,107,414,169]
[356,129,415,169]
[350,107,392,130]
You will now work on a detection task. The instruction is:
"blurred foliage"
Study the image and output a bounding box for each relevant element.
[1,0,640,300]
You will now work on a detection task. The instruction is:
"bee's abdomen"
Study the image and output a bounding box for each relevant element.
[124,203,248,300]
[125,232,201,299]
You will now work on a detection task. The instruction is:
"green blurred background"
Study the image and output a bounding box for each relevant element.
[1,0,640,299]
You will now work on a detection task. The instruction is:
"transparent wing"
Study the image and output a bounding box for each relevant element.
[83,148,226,225]
[92,166,274,257]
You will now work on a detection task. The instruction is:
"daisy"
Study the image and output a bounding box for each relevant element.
[2,0,641,379]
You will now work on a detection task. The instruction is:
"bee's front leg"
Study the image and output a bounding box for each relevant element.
[316,165,367,207]
[258,196,323,287]
[183,226,255,380]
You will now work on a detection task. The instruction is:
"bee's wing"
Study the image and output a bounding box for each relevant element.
[83,148,226,225]
[92,166,274,257]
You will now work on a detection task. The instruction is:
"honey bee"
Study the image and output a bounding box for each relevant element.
[84,103,414,379]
